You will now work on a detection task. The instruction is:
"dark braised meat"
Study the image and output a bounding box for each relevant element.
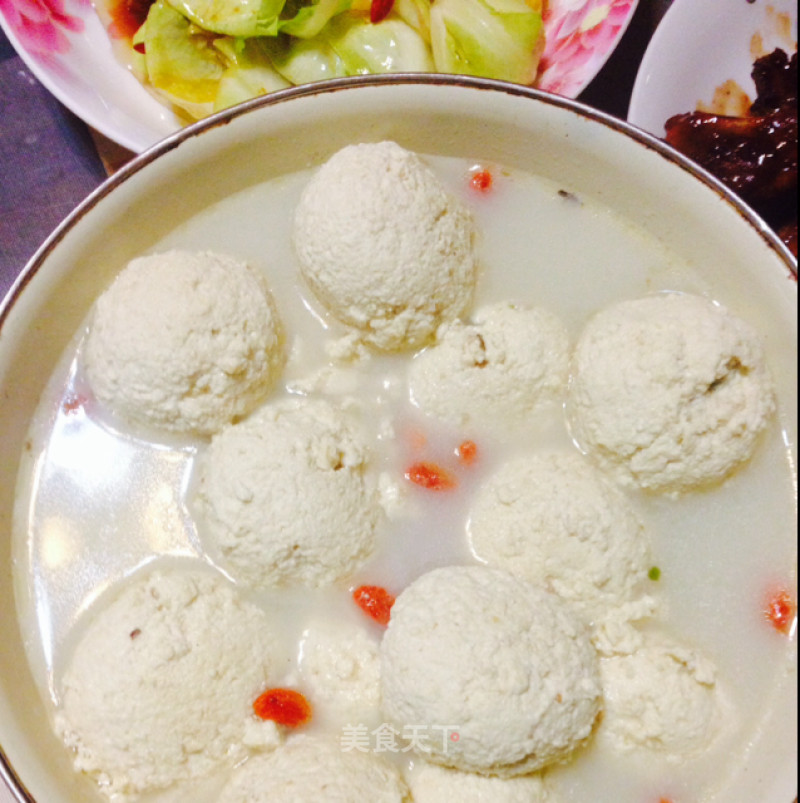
[750,48,797,115]
[664,50,797,258]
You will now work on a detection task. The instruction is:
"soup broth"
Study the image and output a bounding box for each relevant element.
[13,155,798,802]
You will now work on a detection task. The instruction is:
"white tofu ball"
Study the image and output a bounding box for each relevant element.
[84,249,284,436]
[293,141,477,351]
[298,620,381,712]
[217,736,410,802]
[409,302,570,429]
[408,760,555,802]
[54,568,282,798]
[467,451,651,625]
[380,566,602,776]
[599,638,722,756]
[193,397,381,588]
[568,292,775,493]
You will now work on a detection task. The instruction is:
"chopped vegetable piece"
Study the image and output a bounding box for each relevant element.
[253,688,312,727]
[405,461,457,490]
[765,588,796,635]
[430,0,544,83]
[456,439,478,464]
[325,14,434,74]
[353,584,396,625]
[212,38,290,111]
[648,566,661,581]
[470,169,492,192]
[141,0,224,117]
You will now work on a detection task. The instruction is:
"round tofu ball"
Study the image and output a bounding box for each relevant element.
[409,760,555,802]
[292,141,477,351]
[84,250,284,436]
[193,397,381,588]
[467,451,651,624]
[380,566,602,776]
[298,620,381,712]
[409,302,570,428]
[568,293,775,493]
[54,568,283,798]
[217,736,409,803]
[599,639,721,756]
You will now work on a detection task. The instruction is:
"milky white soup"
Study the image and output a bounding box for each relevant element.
[13,154,797,803]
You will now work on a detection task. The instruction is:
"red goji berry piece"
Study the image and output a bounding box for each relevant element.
[765,588,796,634]
[470,169,493,193]
[353,585,395,626]
[456,440,478,465]
[405,461,457,491]
[253,688,312,727]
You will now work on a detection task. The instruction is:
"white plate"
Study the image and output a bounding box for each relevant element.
[628,0,797,135]
[0,76,796,803]
[0,0,638,153]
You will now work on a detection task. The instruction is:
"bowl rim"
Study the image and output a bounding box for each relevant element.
[1,73,796,330]
[0,72,796,803]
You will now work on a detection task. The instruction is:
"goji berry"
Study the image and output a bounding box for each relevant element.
[353,585,395,626]
[253,688,312,727]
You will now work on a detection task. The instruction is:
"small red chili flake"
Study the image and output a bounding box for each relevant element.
[764,588,796,635]
[370,0,394,23]
[405,461,457,491]
[456,440,478,465]
[470,169,493,193]
[253,688,312,728]
[353,585,395,626]
[62,393,87,414]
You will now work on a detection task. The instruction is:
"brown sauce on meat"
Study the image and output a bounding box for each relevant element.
[665,49,798,258]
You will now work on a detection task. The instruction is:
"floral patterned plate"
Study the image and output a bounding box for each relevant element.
[0,0,638,152]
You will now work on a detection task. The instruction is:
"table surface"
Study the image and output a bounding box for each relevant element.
[0,1,744,801]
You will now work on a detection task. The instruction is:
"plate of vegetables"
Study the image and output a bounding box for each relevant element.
[0,0,638,152]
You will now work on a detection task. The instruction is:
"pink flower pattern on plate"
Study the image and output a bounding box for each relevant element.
[538,0,638,96]
[0,0,89,64]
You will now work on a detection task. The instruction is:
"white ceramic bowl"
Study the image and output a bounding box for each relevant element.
[0,76,796,803]
[628,0,797,135]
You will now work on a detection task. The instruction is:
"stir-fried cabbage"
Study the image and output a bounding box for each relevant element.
[430,0,544,84]
[134,0,545,120]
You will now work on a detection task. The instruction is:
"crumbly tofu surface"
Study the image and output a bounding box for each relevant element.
[292,141,477,351]
[54,568,282,799]
[217,735,410,802]
[598,637,722,756]
[298,619,381,712]
[409,301,570,428]
[84,249,284,436]
[193,397,381,587]
[380,565,602,776]
[408,760,555,803]
[568,292,775,493]
[467,450,651,626]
